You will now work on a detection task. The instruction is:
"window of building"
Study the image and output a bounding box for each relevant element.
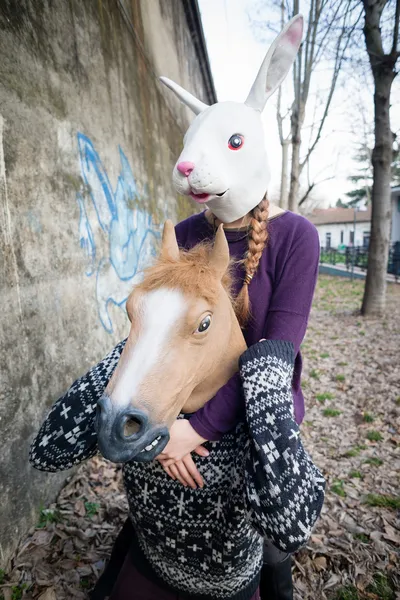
[363,232,370,248]
[326,232,331,249]
[350,230,354,245]
[340,230,344,244]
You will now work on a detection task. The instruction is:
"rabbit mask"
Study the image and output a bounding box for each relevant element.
[160,15,303,223]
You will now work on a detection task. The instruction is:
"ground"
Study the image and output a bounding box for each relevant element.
[1,276,399,600]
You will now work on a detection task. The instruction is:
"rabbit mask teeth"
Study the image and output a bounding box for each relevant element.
[160,15,303,224]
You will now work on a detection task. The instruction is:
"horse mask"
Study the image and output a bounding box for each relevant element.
[160,15,303,223]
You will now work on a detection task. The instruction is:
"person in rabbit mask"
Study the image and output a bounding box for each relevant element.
[30,15,323,600]
[155,14,317,599]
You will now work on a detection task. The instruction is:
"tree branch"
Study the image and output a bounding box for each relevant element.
[299,2,363,172]
[298,175,335,206]
[392,0,400,56]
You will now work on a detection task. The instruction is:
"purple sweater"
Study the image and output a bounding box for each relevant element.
[175,210,320,440]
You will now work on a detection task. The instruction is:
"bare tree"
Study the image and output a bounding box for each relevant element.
[360,0,400,316]
[276,0,291,209]
[287,0,362,212]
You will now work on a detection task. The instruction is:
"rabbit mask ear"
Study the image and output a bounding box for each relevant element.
[159,77,209,115]
[245,15,303,112]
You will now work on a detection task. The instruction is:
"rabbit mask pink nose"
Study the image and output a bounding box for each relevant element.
[177,161,195,177]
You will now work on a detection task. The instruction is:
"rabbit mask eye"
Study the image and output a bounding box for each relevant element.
[228,134,244,151]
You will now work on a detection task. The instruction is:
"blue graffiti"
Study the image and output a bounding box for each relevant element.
[76,133,161,333]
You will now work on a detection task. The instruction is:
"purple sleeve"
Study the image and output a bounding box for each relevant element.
[262,224,320,352]
[190,222,320,441]
[189,373,244,441]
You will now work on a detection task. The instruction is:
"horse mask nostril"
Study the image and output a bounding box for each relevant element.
[124,416,141,437]
[117,408,149,441]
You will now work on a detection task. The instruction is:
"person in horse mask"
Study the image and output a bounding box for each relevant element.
[30,15,324,600]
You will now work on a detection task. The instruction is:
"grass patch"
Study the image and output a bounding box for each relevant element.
[338,361,348,366]
[84,502,100,517]
[310,368,319,379]
[364,494,400,510]
[395,396,400,406]
[37,507,61,528]
[304,420,314,427]
[323,408,342,417]
[334,584,359,600]
[354,533,369,543]
[335,374,345,382]
[366,573,395,600]
[316,392,334,404]
[11,585,28,600]
[331,480,346,497]
[344,445,366,458]
[349,470,363,479]
[80,577,91,590]
[364,457,383,466]
[359,330,365,336]
[320,352,330,358]
[366,430,383,442]
[362,412,374,423]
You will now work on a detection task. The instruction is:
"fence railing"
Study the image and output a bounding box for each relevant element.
[319,243,400,281]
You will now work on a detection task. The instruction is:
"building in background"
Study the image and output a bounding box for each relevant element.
[309,187,400,249]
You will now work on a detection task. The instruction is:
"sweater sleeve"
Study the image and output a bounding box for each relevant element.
[240,339,325,553]
[29,340,126,472]
[262,221,320,353]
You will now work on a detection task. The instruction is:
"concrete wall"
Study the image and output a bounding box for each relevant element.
[0,0,214,566]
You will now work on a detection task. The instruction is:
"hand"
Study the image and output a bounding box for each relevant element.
[156,419,209,488]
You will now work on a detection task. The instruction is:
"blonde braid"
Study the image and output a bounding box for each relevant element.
[235,195,270,327]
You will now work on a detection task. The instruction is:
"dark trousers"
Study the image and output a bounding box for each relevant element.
[90,518,290,600]
[109,552,261,599]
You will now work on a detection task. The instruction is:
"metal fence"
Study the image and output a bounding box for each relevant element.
[319,242,400,281]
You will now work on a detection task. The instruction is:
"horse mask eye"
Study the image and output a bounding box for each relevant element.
[228,134,244,150]
[196,315,212,334]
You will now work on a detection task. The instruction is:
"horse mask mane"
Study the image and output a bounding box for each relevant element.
[160,15,303,223]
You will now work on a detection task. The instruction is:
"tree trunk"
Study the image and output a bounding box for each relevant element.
[361,66,395,316]
[280,140,290,209]
[288,109,301,213]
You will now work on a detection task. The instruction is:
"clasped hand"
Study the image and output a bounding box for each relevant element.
[156,419,209,489]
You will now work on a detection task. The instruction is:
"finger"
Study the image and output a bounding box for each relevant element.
[176,461,197,489]
[163,457,181,468]
[183,455,204,488]
[164,465,176,480]
[170,463,187,487]
[193,445,209,457]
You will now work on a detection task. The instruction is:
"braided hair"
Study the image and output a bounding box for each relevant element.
[235,195,270,327]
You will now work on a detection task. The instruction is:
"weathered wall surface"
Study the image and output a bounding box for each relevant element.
[0,0,214,565]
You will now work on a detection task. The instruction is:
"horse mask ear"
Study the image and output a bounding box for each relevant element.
[161,220,180,261]
[210,225,230,279]
[159,77,209,115]
[245,15,303,112]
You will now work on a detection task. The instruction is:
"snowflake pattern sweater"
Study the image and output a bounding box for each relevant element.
[30,340,325,600]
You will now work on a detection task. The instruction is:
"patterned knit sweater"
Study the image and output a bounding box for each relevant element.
[30,340,325,600]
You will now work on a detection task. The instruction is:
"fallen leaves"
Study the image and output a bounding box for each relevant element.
[1,276,399,600]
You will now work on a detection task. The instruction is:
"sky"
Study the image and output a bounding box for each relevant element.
[197,0,400,209]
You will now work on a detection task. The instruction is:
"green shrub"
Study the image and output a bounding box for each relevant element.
[331,480,346,497]
[366,430,383,442]
[323,408,342,417]
[364,494,400,510]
